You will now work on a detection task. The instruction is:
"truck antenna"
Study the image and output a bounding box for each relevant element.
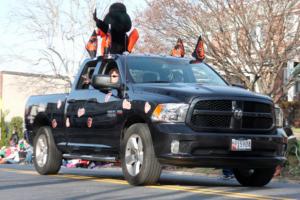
[123,36,129,99]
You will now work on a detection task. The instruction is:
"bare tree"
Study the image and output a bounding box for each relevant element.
[135,0,300,102]
[11,0,113,87]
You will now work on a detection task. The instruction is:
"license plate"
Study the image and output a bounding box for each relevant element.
[231,139,251,151]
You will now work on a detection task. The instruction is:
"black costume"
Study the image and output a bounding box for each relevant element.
[94,3,132,54]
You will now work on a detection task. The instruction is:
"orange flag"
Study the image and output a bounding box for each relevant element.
[127,28,139,53]
[170,38,185,57]
[86,30,98,58]
[192,36,205,61]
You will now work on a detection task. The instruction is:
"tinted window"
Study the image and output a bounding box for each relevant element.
[127,57,227,86]
[76,61,97,90]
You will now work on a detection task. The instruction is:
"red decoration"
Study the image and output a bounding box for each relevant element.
[57,100,62,109]
[105,92,112,102]
[51,119,57,129]
[77,108,85,117]
[144,102,151,113]
[122,99,132,110]
[66,117,70,128]
[87,117,93,128]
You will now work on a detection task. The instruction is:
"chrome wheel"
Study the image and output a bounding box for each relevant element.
[121,124,162,185]
[35,134,48,167]
[125,134,144,176]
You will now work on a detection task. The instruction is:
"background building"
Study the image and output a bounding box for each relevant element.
[0,71,70,122]
[286,61,300,101]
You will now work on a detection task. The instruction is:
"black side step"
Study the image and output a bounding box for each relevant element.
[63,154,117,162]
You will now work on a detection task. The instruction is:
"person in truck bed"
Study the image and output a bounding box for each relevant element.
[93,3,132,54]
[81,67,95,89]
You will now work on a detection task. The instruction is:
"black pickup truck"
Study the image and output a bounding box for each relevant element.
[25,54,287,186]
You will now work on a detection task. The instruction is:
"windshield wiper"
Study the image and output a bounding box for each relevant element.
[144,80,171,83]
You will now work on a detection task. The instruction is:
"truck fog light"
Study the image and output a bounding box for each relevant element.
[171,140,180,154]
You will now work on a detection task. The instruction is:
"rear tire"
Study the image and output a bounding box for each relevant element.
[121,123,162,185]
[33,126,62,175]
[233,168,275,187]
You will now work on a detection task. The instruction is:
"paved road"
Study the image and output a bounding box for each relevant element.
[0,164,299,200]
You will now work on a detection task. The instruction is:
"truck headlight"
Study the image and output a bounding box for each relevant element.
[151,103,189,123]
[275,106,283,127]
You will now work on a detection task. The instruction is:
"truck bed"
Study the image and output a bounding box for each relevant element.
[25,93,68,144]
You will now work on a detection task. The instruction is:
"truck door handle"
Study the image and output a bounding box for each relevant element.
[67,99,76,103]
[87,98,97,103]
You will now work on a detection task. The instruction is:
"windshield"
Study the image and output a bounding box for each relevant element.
[127,57,227,86]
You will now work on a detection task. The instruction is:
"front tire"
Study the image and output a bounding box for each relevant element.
[233,168,275,187]
[121,123,162,185]
[33,126,62,175]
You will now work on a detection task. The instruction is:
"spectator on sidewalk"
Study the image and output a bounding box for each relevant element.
[0,146,20,164]
[222,168,234,180]
[10,127,19,146]
[24,139,33,164]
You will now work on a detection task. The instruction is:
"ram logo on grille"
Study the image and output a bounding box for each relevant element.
[233,108,243,120]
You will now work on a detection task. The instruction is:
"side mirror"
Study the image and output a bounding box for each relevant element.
[91,74,121,90]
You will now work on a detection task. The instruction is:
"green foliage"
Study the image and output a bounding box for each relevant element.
[8,116,23,141]
[0,119,6,147]
[0,112,9,147]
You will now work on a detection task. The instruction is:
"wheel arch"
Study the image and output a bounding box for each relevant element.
[121,114,148,141]
[31,113,50,144]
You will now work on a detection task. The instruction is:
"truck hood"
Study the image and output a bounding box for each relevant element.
[133,83,272,103]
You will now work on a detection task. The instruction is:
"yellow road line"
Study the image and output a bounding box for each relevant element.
[59,174,128,185]
[1,168,38,175]
[0,168,295,200]
[149,185,291,200]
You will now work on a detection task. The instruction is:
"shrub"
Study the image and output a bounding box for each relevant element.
[0,113,9,147]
